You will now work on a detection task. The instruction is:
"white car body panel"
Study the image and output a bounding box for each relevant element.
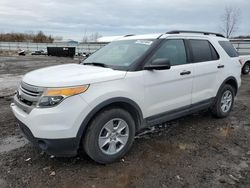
[11,95,91,138]
[191,60,220,103]
[239,55,250,66]
[11,32,242,143]
[22,64,126,87]
[143,64,193,117]
[80,71,145,116]
[191,37,241,103]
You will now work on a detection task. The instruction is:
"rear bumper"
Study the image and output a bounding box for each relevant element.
[17,119,78,157]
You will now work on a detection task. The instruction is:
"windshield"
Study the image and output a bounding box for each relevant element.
[83,39,154,68]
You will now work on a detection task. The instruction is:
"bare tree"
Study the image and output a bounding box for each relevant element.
[89,32,102,42]
[82,29,88,42]
[82,32,102,42]
[220,6,241,38]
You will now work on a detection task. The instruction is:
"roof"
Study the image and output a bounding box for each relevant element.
[97,36,124,42]
[117,33,162,41]
[113,31,226,41]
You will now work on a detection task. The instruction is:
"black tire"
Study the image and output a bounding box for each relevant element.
[211,84,235,118]
[242,62,250,75]
[83,108,135,164]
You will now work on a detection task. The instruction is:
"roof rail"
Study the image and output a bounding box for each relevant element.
[124,34,135,37]
[166,30,225,38]
[157,34,164,39]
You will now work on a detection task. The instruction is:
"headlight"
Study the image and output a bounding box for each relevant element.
[37,85,89,107]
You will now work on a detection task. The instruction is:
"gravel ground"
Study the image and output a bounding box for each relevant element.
[0,56,249,188]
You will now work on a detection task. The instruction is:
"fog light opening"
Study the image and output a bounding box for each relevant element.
[38,140,48,150]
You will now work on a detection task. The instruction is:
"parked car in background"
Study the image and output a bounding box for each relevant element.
[17,49,25,56]
[75,52,92,58]
[31,50,47,56]
[11,30,242,164]
[230,39,250,75]
[240,55,250,74]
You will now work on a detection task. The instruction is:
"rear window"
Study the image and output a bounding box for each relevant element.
[219,41,239,57]
[189,40,219,63]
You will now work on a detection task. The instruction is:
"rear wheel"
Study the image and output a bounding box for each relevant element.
[211,84,235,118]
[83,108,135,164]
[242,62,250,75]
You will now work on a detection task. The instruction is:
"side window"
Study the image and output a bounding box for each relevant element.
[218,41,239,57]
[190,40,219,63]
[151,39,187,66]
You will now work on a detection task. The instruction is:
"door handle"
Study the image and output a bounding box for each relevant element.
[217,65,224,69]
[180,71,191,75]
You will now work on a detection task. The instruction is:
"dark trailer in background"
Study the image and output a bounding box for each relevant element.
[47,47,75,58]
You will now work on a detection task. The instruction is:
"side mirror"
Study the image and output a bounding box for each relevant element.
[144,58,171,70]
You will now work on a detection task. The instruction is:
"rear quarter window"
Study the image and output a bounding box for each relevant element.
[219,41,239,57]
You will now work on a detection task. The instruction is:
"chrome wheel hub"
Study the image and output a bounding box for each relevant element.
[98,118,129,155]
[220,90,233,113]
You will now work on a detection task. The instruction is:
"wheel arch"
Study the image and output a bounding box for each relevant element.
[76,97,143,146]
[217,76,238,96]
[242,60,250,74]
[244,60,250,65]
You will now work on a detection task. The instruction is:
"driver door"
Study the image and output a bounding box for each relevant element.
[143,39,194,119]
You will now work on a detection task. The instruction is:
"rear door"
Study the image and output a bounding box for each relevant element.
[188,39,221,104]
[143,39,194,118]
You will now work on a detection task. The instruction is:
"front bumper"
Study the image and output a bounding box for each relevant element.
[10,93,92,157]
[11,94,91,139]
[17,119,78,157]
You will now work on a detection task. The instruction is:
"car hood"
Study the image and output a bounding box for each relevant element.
[22,64,126,87]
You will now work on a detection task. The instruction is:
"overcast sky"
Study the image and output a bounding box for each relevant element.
[0,0,249,41]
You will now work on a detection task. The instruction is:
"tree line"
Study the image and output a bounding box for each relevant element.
[0,31,54,43]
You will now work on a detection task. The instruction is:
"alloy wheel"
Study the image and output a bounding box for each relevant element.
[220,90,233,113]
[98,118,129,155]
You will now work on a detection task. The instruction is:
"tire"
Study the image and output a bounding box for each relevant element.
[83,108,135,164]
[242,62,250,75]
[211,84,235,118]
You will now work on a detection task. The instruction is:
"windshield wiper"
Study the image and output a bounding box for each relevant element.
[83,62,107,67]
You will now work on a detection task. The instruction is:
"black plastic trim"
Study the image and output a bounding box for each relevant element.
[166,30,225,38]
[183,39,192,63]
[129,39,164,71]
[76,97,144,141]
[141,39,190,69]
[217,76,239,96]
[145,98,215,126]
[17,119,78,157]
[186,39,221,63]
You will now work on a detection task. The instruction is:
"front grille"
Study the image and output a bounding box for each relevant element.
[20,86,40,97]
[20,81,44,94]
[15,82,44,111]
[17,94,33,106]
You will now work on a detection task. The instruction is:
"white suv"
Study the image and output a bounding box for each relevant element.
[11,30,242,164]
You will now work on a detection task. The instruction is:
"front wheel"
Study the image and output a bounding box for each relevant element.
[211,84,235,118]
[83,108,135,164]
[242,62,250,75]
